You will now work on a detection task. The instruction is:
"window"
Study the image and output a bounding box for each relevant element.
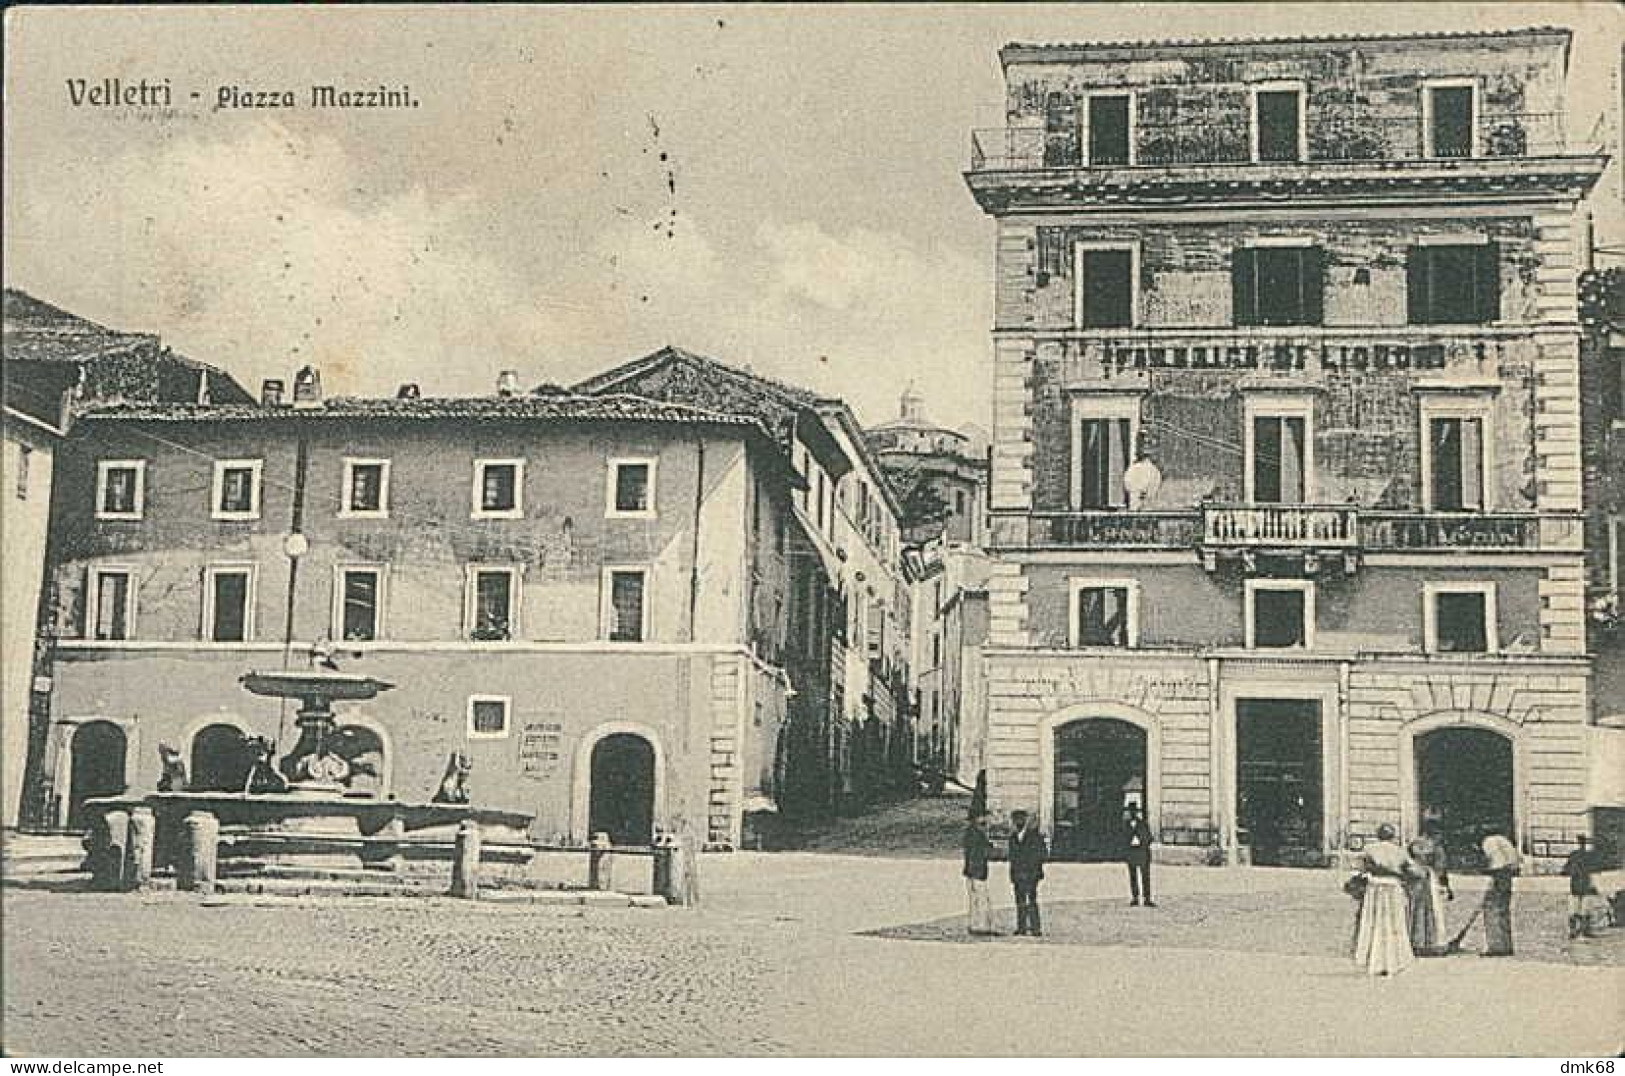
[1408,243,1499,325]
[602,568,648,642]
[1420,396,1492,512]
[1075,245,1136,329]
[466,565,520,641]
[472,459,523,518]
[15,444,31,500]
[212,459,262,520]
[335,566,384,642]
[1072,395,1139,510]
[204,565,254,642]
[1252,85,1304,163]
[95,460,145,520]
[467,695,511,739]
[608,457,657,518]
[341,459,390,517]
[1246,396,1314,504]
[1425,81,1476,159]
[1424,582,1497,654]
[1232,245,1323,326]
[1069,578,1139,647]
[1086,93,1132,166]
[1246,580,1314,649]
[87,567,134,641]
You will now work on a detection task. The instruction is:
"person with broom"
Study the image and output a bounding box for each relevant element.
[1479,831,1521,957]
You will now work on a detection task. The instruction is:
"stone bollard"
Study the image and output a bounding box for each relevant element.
[652,834,676,902]
[178,811,220,894]
[126,807,156,891]
[677,832,700,908]
[586,831,613,892]
[450,819,481,900]
[96,810,130,891]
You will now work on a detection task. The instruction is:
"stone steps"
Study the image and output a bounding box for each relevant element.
[2,833,89,878]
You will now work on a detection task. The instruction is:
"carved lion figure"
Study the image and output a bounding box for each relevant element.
[156,743,187,792]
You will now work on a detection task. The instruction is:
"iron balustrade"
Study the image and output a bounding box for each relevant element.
[1361,512,1541,550]
[1203,504,1359,548]
[970,112,1572,171]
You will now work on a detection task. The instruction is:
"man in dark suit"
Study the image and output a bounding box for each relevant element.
[1124,803,1155,907]
[1008,809,1048,936]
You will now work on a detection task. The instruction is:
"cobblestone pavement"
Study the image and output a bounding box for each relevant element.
[4,856,1621,1057]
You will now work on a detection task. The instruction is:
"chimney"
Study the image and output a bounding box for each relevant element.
[396,383,421,399]
[292,365,322,408]
[496,370,520,397]
[261,379,286,407]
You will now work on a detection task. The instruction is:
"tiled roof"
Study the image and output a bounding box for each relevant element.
[1002,26,1569,61]
[572,345,826,408]
[76,391,774,433]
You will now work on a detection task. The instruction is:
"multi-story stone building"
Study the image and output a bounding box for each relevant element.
[965,28,1607,870]
[3,289,251,830]
[577,347,915,804]
[39,369,807,850]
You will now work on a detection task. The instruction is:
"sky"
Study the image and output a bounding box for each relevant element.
[4,3,1621,432]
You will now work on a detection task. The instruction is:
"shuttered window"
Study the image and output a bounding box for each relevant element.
[1087,95,1131,166]
[1232,247,1324,326]
[1079,249,1134,328]
[1407,244,1499,324]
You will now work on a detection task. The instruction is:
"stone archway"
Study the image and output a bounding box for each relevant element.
[1038,702,1162,843]
[67,721,128,829]
[570,722,666,844]
[1400,711,1526,866]
[1050,717,1148,862]
[189,722,252,793]
[588,734,657,846]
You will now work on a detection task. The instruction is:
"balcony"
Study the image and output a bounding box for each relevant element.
[1203,504,1357,549]
[1362,512,1541,551]
[969,112,1571,172]
[997,507,1544,557]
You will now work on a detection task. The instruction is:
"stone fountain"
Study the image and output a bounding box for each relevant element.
[81,650,534,884]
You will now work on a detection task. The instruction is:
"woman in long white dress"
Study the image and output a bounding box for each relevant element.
[1354,824,1422,976]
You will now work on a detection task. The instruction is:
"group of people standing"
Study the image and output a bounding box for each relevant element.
[1350,824,1521,976]
[962,804,1157,937]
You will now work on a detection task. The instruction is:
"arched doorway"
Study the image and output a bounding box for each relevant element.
[190,723,251,792]
[68,721,127,829]
[1416,726,1514,870]
[1052,718,1147,861]
[588,733,656,845]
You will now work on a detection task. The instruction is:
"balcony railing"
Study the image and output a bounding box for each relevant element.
[1361,512,1541,551]
[1025,511,1201,548]
[970,112,1572,172]
[1004,508,1543,552]
[1204,504,1358,548]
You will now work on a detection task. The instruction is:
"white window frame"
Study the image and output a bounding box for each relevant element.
[606,456,659,519]
[1249,80,1308,163]
[1082,89,1137,167]
[340,458,391,519]
[1244,578,1316,650]
[600,566,651,643]
[466,694,512,740]
[1070,393,1142,510]
[1073,241,1140,330]
[1067,576,1141,648]
[1243,394,1316,504]
[331,564,388,642]
[1422,78,1479,159]
[471,458,525,520]
[202,563,257,643]
[464,563,523,642]
[95,460,146,521]
[211,458,263,521]
[1418,393,1495,512]
[1423,581,1499,654]
[86,565,137,641]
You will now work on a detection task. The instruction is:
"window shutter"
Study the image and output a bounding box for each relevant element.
[1475,242,1501,323]
[1232,249,1258,326]
[1301,247,1325,326]
[1406,246,1429,325]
